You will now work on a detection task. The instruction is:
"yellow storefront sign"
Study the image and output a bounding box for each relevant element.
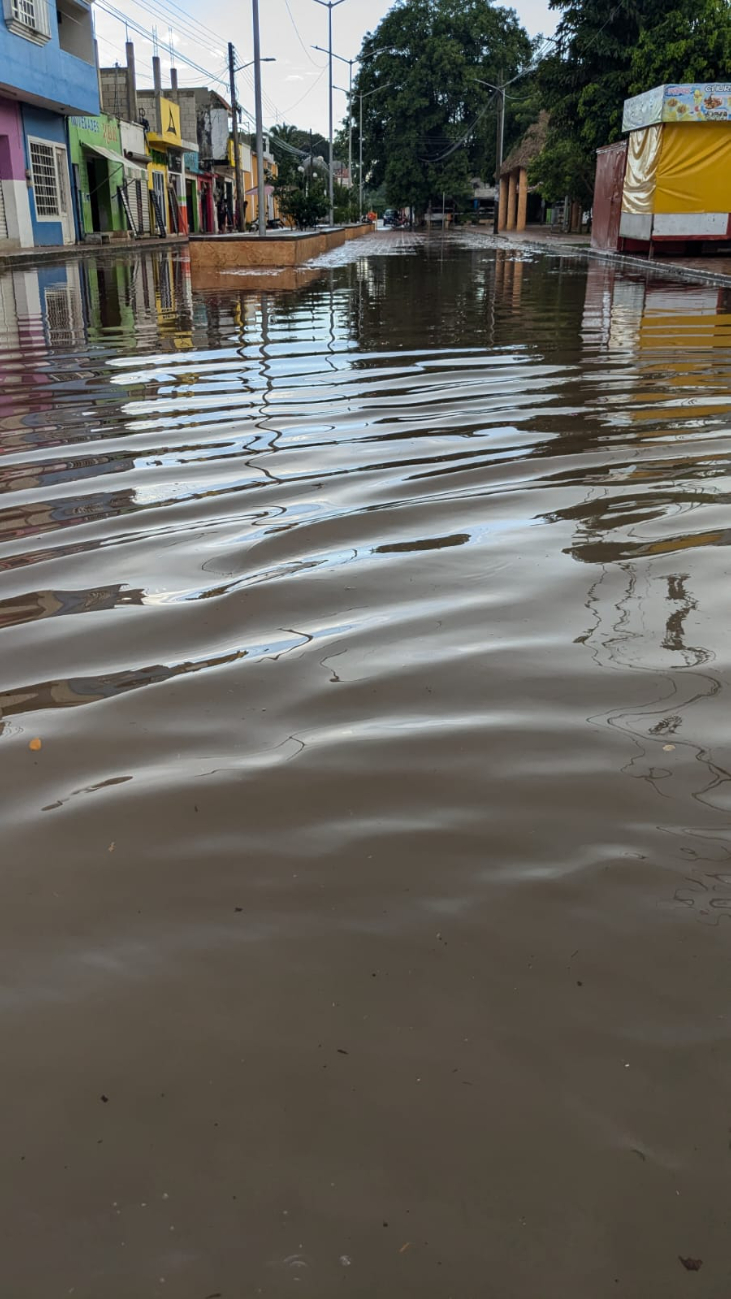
[147,97,182,150]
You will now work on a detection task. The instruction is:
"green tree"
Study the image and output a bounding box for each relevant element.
[354,0,533,217]
[536,0,731,204]
[333,181,358,223]
[275,176,328,229]
[630,0,731,91]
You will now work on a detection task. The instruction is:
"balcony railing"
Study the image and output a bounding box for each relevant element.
[3,0,51,44]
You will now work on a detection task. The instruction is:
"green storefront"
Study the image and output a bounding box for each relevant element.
[68,114,128,238]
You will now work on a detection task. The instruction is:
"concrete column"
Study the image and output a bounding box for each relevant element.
[516,166,528,232]
[125,41,137,124]
[498,175,508,231]
[506,170,517,231]
[152,54,162,135]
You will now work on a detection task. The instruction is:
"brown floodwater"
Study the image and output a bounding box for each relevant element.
[1,233,731,1298]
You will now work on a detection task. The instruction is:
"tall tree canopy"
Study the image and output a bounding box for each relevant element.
[354,0,534,214]
[535,0,731,204]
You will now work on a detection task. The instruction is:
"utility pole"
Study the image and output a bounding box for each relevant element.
[493,79,505,235]
[347,60,352,197]
[313,45,394,219]
[470,76,507,235]
[313,0,346,225]
[359,90,363,216]
[314,45,355,202]
[228,42,245,232]
[252,0,267,237]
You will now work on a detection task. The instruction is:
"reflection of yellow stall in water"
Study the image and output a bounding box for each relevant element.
[582,264,731,430]
[619,83,731,254]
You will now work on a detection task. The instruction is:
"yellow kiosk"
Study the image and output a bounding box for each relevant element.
[619,83,731,252]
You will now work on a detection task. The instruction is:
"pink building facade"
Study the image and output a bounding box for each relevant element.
[0,96,33,249]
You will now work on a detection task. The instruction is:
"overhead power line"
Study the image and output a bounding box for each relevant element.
[278,65,328,116]
[96,0,306,141]
[418,93,497,163]
[97,0,230,88]
[133,0,221,57]
[106,0,226,67]
[283,0,325,67]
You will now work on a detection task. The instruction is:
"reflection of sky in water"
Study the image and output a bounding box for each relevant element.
[3,243,731,929]
[5,240,731,1299]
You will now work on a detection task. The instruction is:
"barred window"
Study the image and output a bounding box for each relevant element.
[29,141,59,217]
[14,0,36,23]
[6,0,50,35]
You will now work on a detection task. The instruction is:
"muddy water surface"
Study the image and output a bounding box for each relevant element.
[1,235,731,1297]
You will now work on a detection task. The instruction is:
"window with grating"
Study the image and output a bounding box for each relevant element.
[5,0,50,37]
[29,142,59,217]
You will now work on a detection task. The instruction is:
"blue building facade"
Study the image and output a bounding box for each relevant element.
[0,0,99,248]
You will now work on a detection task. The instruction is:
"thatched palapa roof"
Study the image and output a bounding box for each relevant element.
[500,111,549,176]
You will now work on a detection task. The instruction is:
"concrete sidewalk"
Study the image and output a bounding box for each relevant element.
[0,234,188,268]
[498,227,591,249]
[488,224,731,289]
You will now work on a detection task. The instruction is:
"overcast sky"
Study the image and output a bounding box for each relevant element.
[95,0,557,136]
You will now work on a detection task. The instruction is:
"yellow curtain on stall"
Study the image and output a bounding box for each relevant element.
[621,125,663,214]
[655,122,731,214]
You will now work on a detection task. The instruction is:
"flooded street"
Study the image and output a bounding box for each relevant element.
[2,232,731,1297]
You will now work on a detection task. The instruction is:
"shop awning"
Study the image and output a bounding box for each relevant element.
[82,142,124,167]
[122,160,148,180]
[245,183,274,196]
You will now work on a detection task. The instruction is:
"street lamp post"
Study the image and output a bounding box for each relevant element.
[314,45,356,198]
[236,50,276,236]
[316,45,397,218]
[251,0,268,237]
[312,0,345,226]
[228,42,246,232]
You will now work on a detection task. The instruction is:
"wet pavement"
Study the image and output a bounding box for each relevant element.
[1,233,731,1297]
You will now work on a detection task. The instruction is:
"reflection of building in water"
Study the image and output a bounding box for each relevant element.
[0,252,193,447]
[564,264,731,922]
[0,262,86,351]
[0,251,192,360]
[0,584,144,631]
[0,640,249,732]
[0,263,86,444]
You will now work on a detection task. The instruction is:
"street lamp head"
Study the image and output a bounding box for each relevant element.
[312,44,354,67]
[360,44,399,61]
[236,56,276,72]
